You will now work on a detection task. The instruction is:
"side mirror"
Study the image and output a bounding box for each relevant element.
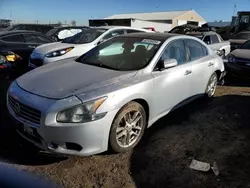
[159,59,178,70]
[97,38,105,45]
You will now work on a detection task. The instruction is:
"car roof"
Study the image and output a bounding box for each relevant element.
[53,26,89,29]
[187,31,217,36]
[95,26,149,31]
[118,32,180,41]
[0,30,42,36]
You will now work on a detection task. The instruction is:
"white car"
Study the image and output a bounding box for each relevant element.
[28,26,153,69]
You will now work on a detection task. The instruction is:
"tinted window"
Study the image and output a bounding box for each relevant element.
[24,34,52,43]
[210,35,219,43]
[240,40,250,49]
[203,35,211,44]
[185,39,207,61]
[1,34,24,43]
[102,30,125,40]
[161,40,187,65]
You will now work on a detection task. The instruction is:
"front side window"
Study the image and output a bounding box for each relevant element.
[161,39,187,65]
[76,37,162,71]
[24,34,52,43]
[1,34,25,43]
[210,35,219,43]
[185,39,207,61]
[203,35,211,44]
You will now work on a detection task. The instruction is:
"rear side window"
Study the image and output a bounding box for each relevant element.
[161,39,187,65]
[24,34,52,43]
[210,35,219,43]
[185,39,208,61]
[1,34,25,43]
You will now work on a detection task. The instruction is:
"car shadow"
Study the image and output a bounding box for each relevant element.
[224,75,250,87]
[130,95,250,188]
[0,79,67,166]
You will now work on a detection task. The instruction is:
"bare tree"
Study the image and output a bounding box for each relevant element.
[71,20,76,26]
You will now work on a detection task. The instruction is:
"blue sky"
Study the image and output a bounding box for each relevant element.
[0,0,250,24]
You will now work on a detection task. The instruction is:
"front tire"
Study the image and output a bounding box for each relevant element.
[205,73,218,98]
[109,101,147,153]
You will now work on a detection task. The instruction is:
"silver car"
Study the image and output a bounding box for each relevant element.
[7,33,225,156]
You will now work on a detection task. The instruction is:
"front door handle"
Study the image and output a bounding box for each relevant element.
[208,62,214,67]
[28,45,36,48]
[184,70,192,75]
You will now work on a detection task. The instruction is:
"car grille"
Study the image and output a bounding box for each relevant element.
[29,58,43,67]
[8,94,41,125]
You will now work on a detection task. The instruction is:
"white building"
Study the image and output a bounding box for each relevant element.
[89,10,206,32]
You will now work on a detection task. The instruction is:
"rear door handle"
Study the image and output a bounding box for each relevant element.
[184,70,192,75]
[208,62,214,67]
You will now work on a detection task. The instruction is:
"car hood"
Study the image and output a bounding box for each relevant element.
[231,49,250,60]
[16,59,137,99]
[33,42,83,54]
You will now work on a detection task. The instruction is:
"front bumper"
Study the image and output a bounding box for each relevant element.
[224,62,250,79]
[7,83,117,156]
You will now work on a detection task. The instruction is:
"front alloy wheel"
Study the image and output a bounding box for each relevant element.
[109,102,146,153]
[206,73,218,98]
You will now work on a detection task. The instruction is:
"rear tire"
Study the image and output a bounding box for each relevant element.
[205,73,218,98]
[109,101,147,153]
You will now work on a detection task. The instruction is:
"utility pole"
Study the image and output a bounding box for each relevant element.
[233,4,236,16]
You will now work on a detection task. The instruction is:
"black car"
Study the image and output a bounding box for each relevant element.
[225,39,250,78]
[2,24,54,34]
[46,26,89,41]
[0,30,54,75]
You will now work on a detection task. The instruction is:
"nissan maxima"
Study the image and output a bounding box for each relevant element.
[7,33,225,156]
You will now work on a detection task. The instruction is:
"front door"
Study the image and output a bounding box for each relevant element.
[151,39,192,118]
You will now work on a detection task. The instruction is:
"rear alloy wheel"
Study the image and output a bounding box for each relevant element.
[206,73,218,98]
[109,102,147,153]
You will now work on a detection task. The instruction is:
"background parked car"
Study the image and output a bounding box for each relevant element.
[186,31,231,57]
[46,26,89,41]
[225,39,250,78]
[7,33,225,156]
[0,30,54,74]
[2,24,54,34]
[29,26,153,69]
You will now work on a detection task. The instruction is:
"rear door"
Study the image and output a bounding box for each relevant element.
[184,39,214,96]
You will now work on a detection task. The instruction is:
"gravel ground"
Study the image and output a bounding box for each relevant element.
[0,76,250,188]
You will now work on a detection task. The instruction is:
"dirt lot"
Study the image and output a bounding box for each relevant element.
[0,76,250,188]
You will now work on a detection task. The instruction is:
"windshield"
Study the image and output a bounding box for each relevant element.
[2,25,13,31]
[76,37,162,71]
[62,28,107,44]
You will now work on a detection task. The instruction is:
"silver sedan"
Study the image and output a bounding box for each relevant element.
[7,33,225,156]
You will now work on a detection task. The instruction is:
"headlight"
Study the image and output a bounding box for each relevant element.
[57,97,107,123]
[227,55,236,63]
[0,55,7,65]
[45,47,74,58]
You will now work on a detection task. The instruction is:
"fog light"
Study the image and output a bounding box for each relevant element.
[48,143,58,149]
